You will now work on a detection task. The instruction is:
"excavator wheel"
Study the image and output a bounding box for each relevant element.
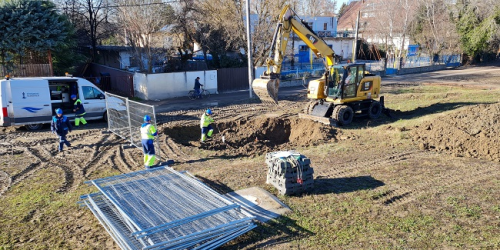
[368,101,382,119]
[333,105,354,125]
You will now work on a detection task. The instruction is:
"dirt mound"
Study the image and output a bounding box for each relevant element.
[412,103,500,162]
[163,116,339,156]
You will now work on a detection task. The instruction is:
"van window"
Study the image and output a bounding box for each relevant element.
[82,86,104,99]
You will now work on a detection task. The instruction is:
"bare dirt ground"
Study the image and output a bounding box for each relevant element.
[1,66,500,249]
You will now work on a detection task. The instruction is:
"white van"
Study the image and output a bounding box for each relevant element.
[0,76,117,130]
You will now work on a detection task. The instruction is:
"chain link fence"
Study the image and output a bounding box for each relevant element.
[105,92,162,162]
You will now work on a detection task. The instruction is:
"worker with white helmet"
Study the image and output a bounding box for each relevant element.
[141,115,158,169]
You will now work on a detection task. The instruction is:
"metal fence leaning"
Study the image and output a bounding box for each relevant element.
[105,92,162,162]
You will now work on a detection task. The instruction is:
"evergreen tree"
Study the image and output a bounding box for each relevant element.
[0,0,73,73]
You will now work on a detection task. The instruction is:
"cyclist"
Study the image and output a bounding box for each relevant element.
[193,77,203,99]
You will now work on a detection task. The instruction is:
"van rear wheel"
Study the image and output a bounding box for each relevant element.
[25,123,43,130]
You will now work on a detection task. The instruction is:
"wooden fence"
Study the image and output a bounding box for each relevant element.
[1,64,51,77]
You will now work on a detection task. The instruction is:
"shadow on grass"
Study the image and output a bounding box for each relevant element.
[194,175,313,249]
[195,175,235,195]
[223,215,314,250]
[346,101,484,129]
[312,175,385,195]
[181,154,246,165]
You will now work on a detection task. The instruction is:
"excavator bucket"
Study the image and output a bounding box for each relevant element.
[252,78,280,104]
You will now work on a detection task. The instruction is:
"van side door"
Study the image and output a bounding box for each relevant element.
[79,85,106,119]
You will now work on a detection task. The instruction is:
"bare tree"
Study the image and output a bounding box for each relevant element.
[115,0,173,73]
[169,0,197,63]
[250,0,290,66]
[362,0,417,58]
[56,0,114,61]
[193,0,247,67]
[410,0,460,57]
[303,0,337,16]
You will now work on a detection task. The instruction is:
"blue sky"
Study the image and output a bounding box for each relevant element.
[336,0,351,12]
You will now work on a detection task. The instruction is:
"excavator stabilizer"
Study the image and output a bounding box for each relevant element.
[252,78,280,104]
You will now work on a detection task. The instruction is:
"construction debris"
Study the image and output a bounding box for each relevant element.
[79,167,256,250]
[265,151,314,195]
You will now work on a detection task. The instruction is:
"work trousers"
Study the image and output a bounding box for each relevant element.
[142,139,156,169]
[57,132,71,151]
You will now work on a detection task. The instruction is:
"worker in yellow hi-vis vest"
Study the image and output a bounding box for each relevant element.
[71,95,87,127]
[200,109,214,143]
[141,115,158,169]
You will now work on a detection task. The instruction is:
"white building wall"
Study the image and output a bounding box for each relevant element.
[302,16,337,36]
[293,38,354,60]
[133,70,218,100]
[119,51,132,69]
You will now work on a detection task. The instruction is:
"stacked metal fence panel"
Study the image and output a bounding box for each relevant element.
[266,151,314,195]
[80,167,256,250]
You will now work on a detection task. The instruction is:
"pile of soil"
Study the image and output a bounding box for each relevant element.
[412,103,500,162]
[163,116,340,156]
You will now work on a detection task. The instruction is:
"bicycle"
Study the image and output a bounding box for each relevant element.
[188,87,210,100]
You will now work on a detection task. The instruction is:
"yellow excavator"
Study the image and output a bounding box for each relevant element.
[252,5,387,125]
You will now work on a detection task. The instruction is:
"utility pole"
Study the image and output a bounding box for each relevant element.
[245,0,254,98]
[352,10,360,63]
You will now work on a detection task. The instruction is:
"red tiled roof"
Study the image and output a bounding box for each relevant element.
[337,1,364,31]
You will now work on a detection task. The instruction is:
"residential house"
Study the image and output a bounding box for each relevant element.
[337,0,413,57]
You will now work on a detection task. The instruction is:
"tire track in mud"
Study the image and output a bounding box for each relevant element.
[10,148,47,188]
[157,103,281,126]
[160,137,193,163]
[378,160,500,206]
[51,162,77,193]
[318,150,431,178]
[81,146,114,178]
[313,149,446,206]
[122,147,140,169]
[114,147,133,173]
[10,162,43,187]
[372,156,500,206]
[107,155,124,174]
[80,133,113,177]
[26,147,84,193]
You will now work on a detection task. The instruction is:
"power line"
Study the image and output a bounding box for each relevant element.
[57,0,180,10]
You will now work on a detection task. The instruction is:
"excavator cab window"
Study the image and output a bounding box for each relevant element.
[328,68,342,97]
[342,66,358,98]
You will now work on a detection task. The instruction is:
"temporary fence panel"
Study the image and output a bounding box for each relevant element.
[105,92,162,162]
[127,99,161,162]
[106,92,130,140]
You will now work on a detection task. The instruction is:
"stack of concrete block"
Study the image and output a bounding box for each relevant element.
[265,151,314,195]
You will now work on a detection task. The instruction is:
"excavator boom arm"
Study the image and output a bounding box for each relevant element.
[253,5,336,103]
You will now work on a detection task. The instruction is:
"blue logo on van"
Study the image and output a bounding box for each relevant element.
[22,107,43,113]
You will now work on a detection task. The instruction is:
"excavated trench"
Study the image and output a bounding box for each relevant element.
[162,117,339,155]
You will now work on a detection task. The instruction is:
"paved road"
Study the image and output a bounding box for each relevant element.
[144,63,500,113]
